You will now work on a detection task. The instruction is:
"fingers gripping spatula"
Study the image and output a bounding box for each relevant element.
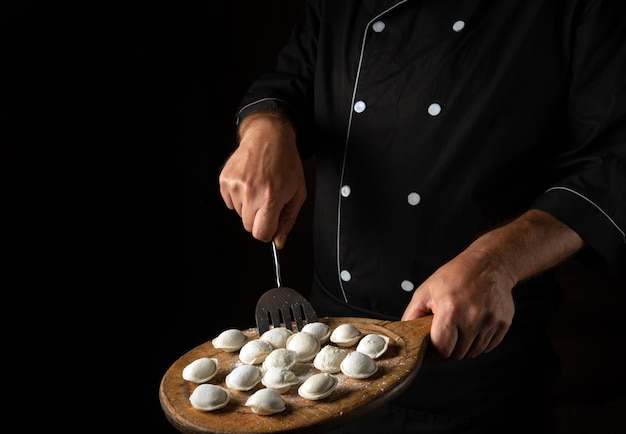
[255,241,318,334]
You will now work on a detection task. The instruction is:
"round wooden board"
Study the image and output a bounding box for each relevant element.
[159,316,432,434]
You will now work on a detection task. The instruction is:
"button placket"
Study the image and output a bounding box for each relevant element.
[352,20,388,116]
[423,20,466,119]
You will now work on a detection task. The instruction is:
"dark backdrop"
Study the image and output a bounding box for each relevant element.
[4,2,308,433]
[5,2,624,433]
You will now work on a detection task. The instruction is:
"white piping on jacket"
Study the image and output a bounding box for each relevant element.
[545,186,626,243]
[236,98,291,125]
[336,1,410,303]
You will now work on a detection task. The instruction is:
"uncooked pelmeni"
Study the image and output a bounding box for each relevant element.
[182,357,219,383]
[262,348,298,371]
[340,351,378,379]
[285,331,320,362]
[301,322,331,345]
[189,384,230,411]
[313,345,348,374]
[239,339,274,364]
[298,372,339,400]
[329,323,362,347]
[260,327,293,349]
[261,367,300,393]
[225,364,263,391]
[244,388,286,415]
[356,333,390,359]
[212,328,248,352]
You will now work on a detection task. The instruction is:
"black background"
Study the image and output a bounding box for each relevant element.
[3,2,308,433]
[3,2,625,433]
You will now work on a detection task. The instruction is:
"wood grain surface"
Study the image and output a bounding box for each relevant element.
[159,315,432,434]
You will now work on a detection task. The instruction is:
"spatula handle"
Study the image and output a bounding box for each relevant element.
[271,240,282,287]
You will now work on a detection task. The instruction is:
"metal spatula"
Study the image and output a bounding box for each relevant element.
[255,241,318,334]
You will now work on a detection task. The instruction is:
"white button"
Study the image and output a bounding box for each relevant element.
[401,280,415,292]
[452,20,465,32]
[354,100,366,113]
[341,185,351,197]
[372,21,386,32]
[407,192,421,206]
[428,103,442,116]
[340,270,352,282]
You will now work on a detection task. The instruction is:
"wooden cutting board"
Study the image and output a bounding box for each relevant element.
[159,315,432,434]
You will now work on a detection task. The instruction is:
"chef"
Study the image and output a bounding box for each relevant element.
[219,1,626,432]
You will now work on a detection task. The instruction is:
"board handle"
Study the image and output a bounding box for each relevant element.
[383,315,433,354]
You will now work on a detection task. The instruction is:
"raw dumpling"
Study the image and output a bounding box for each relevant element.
[313,345,348,373]
[262,348,298,370]
[182,357,219,383]
[329,324,362,347]
[212,328,248,352]
[301,322,331,345]
[225,364,263,391]
[261,367,300,393]
[245,388,286,415]
[340,351,378,379]
[285,331,320,362]
[239,339,274,364]
[298,372,338,400]
[189,384,230,411]
[260,327,293,349]
[356,333,390,359]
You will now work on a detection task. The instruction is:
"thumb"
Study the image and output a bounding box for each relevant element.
[401,287,433,321]
[273,201,302,250]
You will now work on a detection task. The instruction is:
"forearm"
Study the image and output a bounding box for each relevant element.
[461,209,585,286]
[237,111,296,148]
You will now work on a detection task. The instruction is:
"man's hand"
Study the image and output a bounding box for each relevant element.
[218,112,307,249]
[401,249,516,359]
[401,209,584,359]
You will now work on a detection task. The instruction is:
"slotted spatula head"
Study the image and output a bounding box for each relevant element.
[255,286,318,334]
[255,241,318,334]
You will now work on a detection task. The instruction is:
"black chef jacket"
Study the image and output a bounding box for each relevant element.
[237,0,626,321]
[234,1,626,429]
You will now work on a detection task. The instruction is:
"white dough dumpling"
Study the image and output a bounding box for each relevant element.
[189,384,230,411]
[356,333,390,359]
[261,367,300,393]
[182,357,219,383]
[301,322,331,344]
[313,345,348,373]
[260,327,293,349]
[212,328,248,352]
[245,388,286,415]
[225,364,262,391]
[329,323,362,347]
[298,372,339,400]
[262,348,298,370]
[285,331,320,362]
[239,339,274,364]
[340,351,378,379]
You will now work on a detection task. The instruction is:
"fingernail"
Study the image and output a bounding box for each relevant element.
[276,234,287,248]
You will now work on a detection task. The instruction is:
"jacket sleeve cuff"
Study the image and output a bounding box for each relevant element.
[531,187,626,272]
